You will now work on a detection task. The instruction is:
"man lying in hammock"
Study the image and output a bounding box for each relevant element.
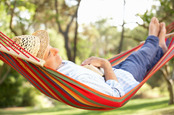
[12,17,168,97]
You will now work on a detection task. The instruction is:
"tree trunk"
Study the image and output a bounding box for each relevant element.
[161,65,174,105]
[73,1,80,62]
[117,0,126,54]
[168,79,174,104]
[118,22,125,53]
[64,33,72,61]
[0,63,11,85]
[73,18,78,62]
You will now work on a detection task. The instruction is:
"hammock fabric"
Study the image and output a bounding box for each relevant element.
[0,25,174,111]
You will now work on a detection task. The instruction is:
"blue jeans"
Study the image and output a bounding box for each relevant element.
[113,36,164,82]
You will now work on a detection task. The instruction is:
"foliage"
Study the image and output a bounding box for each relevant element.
[79,19,122,60]
[147,70,164,88]
[75,37,92,64]
[0,2,14,37]
[48,29,68,60]
[0,67,39,107]
[138,0,174,28]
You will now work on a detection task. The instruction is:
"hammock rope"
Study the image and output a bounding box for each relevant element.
[0,26,174,110]
[0,32,45,66]
[0,31,42,61]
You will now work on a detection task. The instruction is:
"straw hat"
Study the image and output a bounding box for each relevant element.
[12,30,50,59]
[32,30,50,59]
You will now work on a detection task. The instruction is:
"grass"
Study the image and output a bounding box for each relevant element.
[0,97,174,115]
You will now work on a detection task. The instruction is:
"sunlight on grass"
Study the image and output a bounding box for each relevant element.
[0,97,174,115]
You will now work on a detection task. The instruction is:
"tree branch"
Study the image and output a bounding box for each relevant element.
[136,22,148,29]
[65,0,81,34]
[8,0,18,36]
[161,65,170,83]
[55,0,63,34]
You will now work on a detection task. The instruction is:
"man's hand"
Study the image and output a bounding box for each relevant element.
[81,56,109,68]
[82,56,118,82]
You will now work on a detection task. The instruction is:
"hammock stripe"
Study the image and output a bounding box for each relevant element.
[0,31,174,110]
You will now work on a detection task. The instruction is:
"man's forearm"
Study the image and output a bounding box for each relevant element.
[102,60,118,82]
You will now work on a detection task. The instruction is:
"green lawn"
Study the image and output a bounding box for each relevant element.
[0,97,174,115]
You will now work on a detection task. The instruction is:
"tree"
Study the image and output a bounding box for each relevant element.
[55,0,81,62]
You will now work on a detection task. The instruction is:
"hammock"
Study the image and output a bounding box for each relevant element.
[0,25,174,111]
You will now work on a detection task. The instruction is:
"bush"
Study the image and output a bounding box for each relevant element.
[0,66,39,107]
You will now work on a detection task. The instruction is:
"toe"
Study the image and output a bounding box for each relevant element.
[159,22,166,39]
[149,17,160,36]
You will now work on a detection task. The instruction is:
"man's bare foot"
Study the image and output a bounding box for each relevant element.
[159,22,168,53]
[149,17,160,37]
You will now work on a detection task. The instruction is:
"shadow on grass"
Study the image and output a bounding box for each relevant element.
[0,98,172,115]
[74,99,169,115]
[0,105,74,115]
[118,99,168,110]
[161,109,174,115]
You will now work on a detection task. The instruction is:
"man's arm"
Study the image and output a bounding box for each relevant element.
[81,56,118,82]
[81,57,126,97]
[102,60,118,82]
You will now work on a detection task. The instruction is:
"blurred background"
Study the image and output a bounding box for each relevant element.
[0,0,174,114]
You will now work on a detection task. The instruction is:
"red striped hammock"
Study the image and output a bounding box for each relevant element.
[0,24,174,111]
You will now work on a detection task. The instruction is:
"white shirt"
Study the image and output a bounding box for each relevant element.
[58,60,139,97]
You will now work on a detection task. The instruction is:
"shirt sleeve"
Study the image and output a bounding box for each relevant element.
[106,80,125,97]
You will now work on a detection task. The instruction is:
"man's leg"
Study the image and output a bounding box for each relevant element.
[114,36,162,82]
[113,17,167,82]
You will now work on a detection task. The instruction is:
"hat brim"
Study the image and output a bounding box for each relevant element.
[32,30,50,59]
